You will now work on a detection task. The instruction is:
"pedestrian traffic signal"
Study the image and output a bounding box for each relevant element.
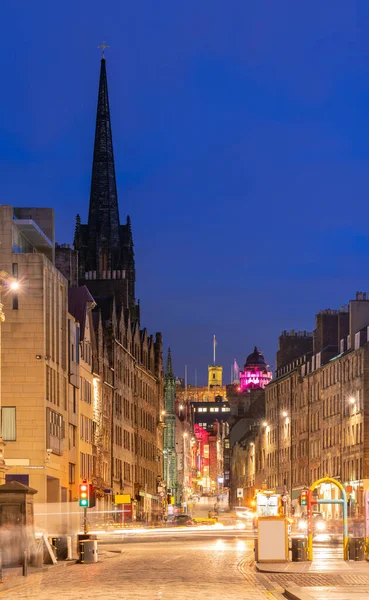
[300,490,308,506]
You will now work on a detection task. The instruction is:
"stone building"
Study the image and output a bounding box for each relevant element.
[175,398,194,505]
[0,57,165,520]
[263,297,369,515]
[0,205,70,501]
[227,347,269,506]
[56,56,165,520]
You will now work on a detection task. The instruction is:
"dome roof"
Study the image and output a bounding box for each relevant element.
[245,346,267,368]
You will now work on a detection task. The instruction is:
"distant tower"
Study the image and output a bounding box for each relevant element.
[208,365,223,388]
[164,349,178,495]
[208,334,223,388]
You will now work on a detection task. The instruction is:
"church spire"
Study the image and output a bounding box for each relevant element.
[165,347,174,379]
[86,57,121,275]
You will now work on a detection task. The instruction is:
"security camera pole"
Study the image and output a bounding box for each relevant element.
[0,271,20,484]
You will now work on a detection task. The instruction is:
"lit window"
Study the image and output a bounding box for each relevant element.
[1,407,16,441]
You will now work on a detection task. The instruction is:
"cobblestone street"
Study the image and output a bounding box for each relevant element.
[1,537,270,600]
[3,534,369,599]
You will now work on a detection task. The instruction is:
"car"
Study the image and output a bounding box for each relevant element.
[297,512,326,533]
[234,507,254,520]
[171,515,196,527]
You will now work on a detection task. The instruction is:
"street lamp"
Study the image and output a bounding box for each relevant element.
[0,270,20,484]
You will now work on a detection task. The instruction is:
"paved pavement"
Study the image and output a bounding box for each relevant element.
[257,559,369,574]
[285,586,369,599]
[0,536,274,600]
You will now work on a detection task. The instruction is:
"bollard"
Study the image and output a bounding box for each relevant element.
[0,550,3,583]
[22,550,28,577]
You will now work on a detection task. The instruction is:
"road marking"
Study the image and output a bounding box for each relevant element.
[162,554,182,563]
[0,582,30,595]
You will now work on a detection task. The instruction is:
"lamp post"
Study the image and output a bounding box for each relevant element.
[0,271,19,484]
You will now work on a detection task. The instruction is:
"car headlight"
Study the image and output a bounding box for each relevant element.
[298,520,307,530]
[316,520,326,531]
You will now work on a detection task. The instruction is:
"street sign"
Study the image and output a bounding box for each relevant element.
[237,488,243,498]
[115,494,131,504]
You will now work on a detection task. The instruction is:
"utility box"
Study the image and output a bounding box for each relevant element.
[349,538,365,561]
[80,540,98,563]
[257,517,288,563]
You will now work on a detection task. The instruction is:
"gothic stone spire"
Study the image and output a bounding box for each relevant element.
[165,347,174,379]
[86,57,121,275]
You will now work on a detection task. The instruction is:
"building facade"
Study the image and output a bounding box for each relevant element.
[233,296,369,517]
[0,56,165,522]
[0,205,70,501]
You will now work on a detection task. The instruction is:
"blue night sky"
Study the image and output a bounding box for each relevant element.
[2,1,369,384]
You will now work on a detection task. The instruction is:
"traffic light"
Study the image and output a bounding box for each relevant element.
[300,489,308,506]
[79,482,89,507]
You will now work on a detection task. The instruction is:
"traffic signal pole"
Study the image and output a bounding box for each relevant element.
[84,507,87,535]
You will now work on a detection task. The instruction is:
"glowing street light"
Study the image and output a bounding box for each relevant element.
[349,397,355,404]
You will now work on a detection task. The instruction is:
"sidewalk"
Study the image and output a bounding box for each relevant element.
[0,561,77,594]
[256,560,369,574]
[285,586,369,600]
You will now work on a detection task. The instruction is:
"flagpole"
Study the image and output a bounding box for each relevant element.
[213,335,216,365]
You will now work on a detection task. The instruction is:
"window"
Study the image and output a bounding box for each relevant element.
[69,463,75,484]
[1,407,16,441]
[73,386,77,413]
[46,408,64,455]
[68,424,76,449]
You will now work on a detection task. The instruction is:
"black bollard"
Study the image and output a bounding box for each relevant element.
[22,550,28,577]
